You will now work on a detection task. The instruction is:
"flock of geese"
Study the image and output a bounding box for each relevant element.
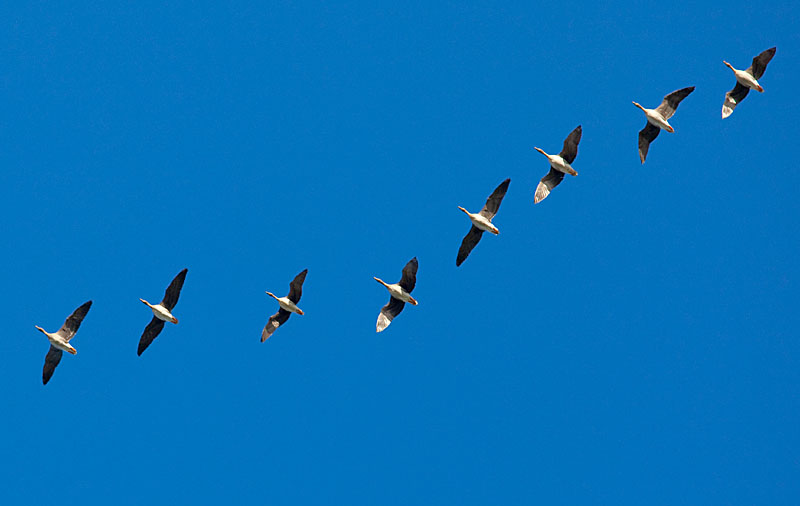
[34,47,776,384]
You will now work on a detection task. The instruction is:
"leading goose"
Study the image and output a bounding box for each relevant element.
[36,300,92,385]
[722,47,776,119]
[533,125,582,204]
[262,269,308,342]
[634,87,695,163]
[374,257,418,332]
[457,178,510,266]
[138,268,188,356]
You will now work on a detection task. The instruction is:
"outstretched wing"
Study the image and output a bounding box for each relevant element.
[722,83,750,119]
[534,168,565,204]
[161,268,188,311]
[261,309,292,342]
[138,316,166,356]
[638,122,661,163]
[287,269,308,304]
[748,47,776,80]
[456,226,484,266]
[376,297,406,332]
[58,300,92,341]
[398,257,418,293]
[655,87,695,120]
[42,346,63,385]
[558,125,582,164]
[479,178,511,219]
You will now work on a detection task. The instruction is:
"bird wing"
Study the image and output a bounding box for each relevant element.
[747,47,776,80]
[42,345,63,385]
[287,269,308,304]
[376,296,406,332]
[655,87,695,120]
[558,125,582,164]
[398,257,418,293]
[161,268,188,311]
[722,82,750,119]
[638,122,661,163]
[261,309,292,342]
[57,300,92,341]
[479,178,511,219]
[456,226,484,266]
[534,168,565,204]
[137,316,166,356]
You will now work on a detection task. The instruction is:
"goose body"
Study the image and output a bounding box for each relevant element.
[140,300,178,324]
[459,207,498,234]
[534,149,578,175]
[634,105,674,133]
[722,47,776,119]
[262,269,308,342]
[36,300,92,384]
[375,258,418,332]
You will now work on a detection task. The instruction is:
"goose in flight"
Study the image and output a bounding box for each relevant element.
[633,87,695,163]
[374,257,418,332]
[533,125,582,203]
[138,268,188,356]
[261,269,308,342]
[457,178,510,266]
[722,47,776,119]
[36,300,92,385]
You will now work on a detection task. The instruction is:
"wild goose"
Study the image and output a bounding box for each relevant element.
[374,257,418,332]
[634,87,695,163]
[722,47,776,119]
[262,269,308,342]
[36,300,92,385]
[138,268,188,356]
[457,178,510,266]
[533,126,582,203]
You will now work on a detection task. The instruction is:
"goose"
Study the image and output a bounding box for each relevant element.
[374,257,418,332]
[722,47,776,119]
[533,125,582,203]
[262,269,308,342]
[138,268,188,356]
[457,178,510,266]
[633,87,695,163]
[36,300,92,385]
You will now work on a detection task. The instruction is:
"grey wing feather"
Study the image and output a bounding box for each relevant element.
[287,269,308,304]
[558,125,582,164]
[534,168,565,204]
[398,257,418,293]
[748,47,776,80]
[722,83,750,119]
[638,122,661,163]
[42,346,63,385]
[138,316,166,356]
[656,87,695,120]
[456,226,484,266]
[161,268,188,311]
[479,178,511,219]
[261,309,291,342]
[377,297,406,332]
[58,300,92,341]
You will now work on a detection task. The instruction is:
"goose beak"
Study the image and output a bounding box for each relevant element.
[297,309,304,316]
[534,147,546,156]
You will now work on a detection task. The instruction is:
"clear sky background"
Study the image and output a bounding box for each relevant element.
[1,1,798,504]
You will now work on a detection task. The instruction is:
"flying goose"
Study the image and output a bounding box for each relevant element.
[634,87,695,163]
[138,268,188,356]
[36,300,92,385]
[457,178,510,266]
[374,257,418,332]
[722,47,776,119]
[534,125,582,203]
[262,269,308,342]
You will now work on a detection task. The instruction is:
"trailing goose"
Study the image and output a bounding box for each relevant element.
[36,300,92,385]
[374,257,418,332]
[261,269,308,342]
[138,268,188,356]
[457,178,510,266]
[634,87,695,163]
[722,47,776,119]
[533,125,582,203]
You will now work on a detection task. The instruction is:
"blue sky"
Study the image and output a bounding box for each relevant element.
[1,1,798,504]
